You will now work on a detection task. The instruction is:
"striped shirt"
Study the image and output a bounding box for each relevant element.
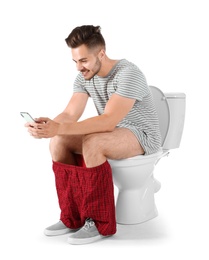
[73,59,161,154]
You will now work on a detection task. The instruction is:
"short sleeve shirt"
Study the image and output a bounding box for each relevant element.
[73,59,161,154]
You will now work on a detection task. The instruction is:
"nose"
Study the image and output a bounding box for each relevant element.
[76,61,84,71]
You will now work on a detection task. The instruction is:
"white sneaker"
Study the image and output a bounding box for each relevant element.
[44,220,79,236]
[67,218,104,245]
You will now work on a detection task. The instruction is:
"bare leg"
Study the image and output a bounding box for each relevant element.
[50,128,144,167]
[82,128,144,167]
[49,135,83,165]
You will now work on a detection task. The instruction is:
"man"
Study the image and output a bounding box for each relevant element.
[26,25,161,245]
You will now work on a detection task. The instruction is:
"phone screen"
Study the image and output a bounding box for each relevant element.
[20,112,35,123]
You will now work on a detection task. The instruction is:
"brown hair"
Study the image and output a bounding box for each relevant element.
[65,25,106,50]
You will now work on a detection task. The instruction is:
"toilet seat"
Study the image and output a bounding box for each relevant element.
[108,149,163,167]
[149,86,170,146]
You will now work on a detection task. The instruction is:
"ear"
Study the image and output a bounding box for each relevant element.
[98,49,106,60]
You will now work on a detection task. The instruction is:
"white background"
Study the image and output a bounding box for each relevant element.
[0,0,209,259]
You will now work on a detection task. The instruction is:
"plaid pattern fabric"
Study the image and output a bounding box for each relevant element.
[52,159,116,236]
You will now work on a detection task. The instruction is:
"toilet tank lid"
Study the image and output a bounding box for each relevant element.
[164,92,186,99]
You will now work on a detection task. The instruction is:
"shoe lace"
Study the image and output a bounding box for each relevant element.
[83,218,95,231]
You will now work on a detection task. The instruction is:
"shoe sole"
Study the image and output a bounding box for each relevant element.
[44,228,79,236]
[67,234,105,245]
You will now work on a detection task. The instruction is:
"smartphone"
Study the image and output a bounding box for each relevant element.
[20,112,35,123]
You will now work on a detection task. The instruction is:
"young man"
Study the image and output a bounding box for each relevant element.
[25,25,161,245]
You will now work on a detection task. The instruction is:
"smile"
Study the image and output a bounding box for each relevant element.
[82,70,89,77]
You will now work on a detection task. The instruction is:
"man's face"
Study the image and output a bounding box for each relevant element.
[71,44,102,80]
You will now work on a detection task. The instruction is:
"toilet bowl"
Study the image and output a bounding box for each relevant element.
[108,86,186,224]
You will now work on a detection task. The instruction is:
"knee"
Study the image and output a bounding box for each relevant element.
[49,136,65,157]
[49,136,58,152]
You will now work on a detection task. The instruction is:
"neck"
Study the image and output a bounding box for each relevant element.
[97,56,118,77]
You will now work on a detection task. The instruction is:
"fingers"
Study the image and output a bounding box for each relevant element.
[24,117,56,139]
[28,127,45,138]
[35,117,49,123]
[26,121,44,138]
[24,122,33,127]
[25,118,49,130]
[28,121,52,138]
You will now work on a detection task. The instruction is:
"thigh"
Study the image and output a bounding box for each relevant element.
[86,128,144,160]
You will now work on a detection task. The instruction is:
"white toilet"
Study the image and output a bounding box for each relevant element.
[108,86,186,225]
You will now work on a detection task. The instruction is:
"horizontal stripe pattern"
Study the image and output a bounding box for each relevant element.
[73,59,161,154]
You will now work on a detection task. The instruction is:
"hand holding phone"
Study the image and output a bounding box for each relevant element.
[21,112,56,138]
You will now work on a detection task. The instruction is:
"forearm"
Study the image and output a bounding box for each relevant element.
[53,112,78,124]
[57,114,115,135]
[29,94,135,139]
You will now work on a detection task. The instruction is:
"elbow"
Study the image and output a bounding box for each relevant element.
[103,118,117,132]
[105,125,116,132]
[101,114,118,132]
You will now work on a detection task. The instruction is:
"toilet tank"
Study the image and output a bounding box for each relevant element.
[163,92,186,150]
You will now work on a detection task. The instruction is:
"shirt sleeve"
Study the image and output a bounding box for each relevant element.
[115,65,149,101]
[73,73,89,95]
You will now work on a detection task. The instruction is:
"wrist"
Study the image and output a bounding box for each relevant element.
[57,122,69,135]
[57,123,64,135]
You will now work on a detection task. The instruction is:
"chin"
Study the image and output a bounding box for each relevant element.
[84,72,96,80]
[84,75,92,80]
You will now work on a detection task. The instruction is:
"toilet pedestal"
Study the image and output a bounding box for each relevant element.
[115,175,159,224]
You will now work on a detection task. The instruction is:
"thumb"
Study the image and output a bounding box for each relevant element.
[35,117,49,123]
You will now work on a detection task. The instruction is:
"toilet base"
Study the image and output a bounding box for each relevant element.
[116,206,158,225]
[115,177,159,225]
